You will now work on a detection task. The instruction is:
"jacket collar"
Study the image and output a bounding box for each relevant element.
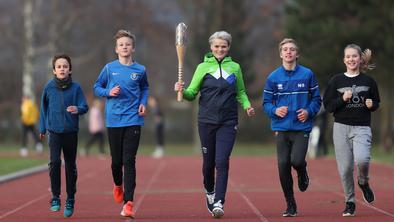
[204,52,232,63]
[281,64,299,75]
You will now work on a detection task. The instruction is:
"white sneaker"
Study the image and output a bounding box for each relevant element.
[212,200,224,218]
[152,148,164,158]
[79,148,87,156]
[205,191,215,213]
[20,148,28,157]
[35,143,43,153]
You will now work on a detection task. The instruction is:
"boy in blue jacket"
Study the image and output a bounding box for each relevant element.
[39,54,88,217]
[94,29,149,218]
[263,38,321,217]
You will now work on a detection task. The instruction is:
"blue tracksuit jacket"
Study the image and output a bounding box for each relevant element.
[263,64,321,132]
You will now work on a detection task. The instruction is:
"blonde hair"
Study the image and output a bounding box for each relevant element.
[344,44,375,72]
[114,29,136,48]
[279,38,299,54]
[208,31,232,46]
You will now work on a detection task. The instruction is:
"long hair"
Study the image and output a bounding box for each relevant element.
[344,44,375,72]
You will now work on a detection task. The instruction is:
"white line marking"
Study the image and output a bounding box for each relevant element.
[133,160,166,213]
[313,179,394,217]
[0,165,100,220]
[0,193,49,220]
[229,179,270,222]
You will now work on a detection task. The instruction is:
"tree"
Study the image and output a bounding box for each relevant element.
[284,0,394,152]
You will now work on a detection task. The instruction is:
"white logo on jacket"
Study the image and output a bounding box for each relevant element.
[130,73,139,80]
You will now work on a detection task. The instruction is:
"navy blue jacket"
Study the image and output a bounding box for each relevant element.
[40,78,88,134]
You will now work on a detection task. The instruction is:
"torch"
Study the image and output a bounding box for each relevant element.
[175,22,187,102]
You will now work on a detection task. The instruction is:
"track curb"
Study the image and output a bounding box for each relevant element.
[0,164,47,184]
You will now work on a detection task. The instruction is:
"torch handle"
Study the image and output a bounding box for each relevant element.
[177,63,183,102]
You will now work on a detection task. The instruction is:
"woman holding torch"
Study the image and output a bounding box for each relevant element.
[174,30,254,218]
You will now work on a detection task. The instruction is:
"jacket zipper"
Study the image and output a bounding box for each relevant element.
[60,89,66,131]
[218,60,223,78]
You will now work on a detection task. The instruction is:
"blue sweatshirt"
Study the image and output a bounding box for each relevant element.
[94,60,149,127]
[39,79,88,134]
[263,64,321,132]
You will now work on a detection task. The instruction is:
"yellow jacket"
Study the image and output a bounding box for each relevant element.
[21,98,39,125]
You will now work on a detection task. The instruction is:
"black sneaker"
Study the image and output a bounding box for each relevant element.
[212,200,224,218]
[358,182,375,204]
[297,168,309,192]
[205,191,215,213]
[282,200,297,217]
[342,202,355,217]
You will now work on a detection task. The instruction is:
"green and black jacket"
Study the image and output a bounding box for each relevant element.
[183,53,251,125]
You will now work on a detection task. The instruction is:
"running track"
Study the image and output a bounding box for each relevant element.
[0,156,393,222]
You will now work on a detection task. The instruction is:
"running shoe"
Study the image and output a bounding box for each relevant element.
[63,199,75,217]
[50,197,61,212]
[212,200,224,218]
[282,200,297,217]
[120,201,135,218]
[113,184,124,203]
[342,201,355,217]
[358,182,375,204]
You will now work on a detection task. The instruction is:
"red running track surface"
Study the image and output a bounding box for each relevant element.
[0,156,393,222]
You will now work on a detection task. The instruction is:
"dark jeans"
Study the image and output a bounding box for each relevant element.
[85,131,105,154]
[107,126,141,202]
[48,132,78,199]
[198,122,236,204]
[276,131,309,202]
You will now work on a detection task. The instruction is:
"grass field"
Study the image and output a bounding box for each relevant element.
[0,157,47,175]
[0,142,393,176]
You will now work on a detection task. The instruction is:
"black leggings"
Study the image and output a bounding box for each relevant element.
[276,131,309,202]
[107,126,141,202]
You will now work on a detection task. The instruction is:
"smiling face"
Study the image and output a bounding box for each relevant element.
[53,58,71,80]
[210,38,230,61]
[343,47,361,73]
[280,42,298,64]
[115,36,135,58]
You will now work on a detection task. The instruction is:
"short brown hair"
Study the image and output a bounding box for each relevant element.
[278,38,299,54]
[114,29,136,48]
[52,54,72,71]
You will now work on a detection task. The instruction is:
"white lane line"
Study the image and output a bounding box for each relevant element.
[0,193,49,220]
[313,179,394,217]
[133,160,166,213]
[0,165,99,220]
[229,179,270,222]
